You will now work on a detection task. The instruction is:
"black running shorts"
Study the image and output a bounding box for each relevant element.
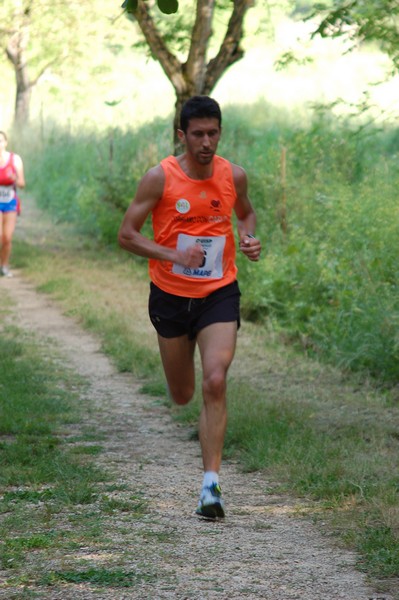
[148,280,241,340]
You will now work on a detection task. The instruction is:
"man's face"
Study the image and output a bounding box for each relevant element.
[179,117,221,165]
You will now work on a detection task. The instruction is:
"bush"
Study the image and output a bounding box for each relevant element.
[22,104,399,383]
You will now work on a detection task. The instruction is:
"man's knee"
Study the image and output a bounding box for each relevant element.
[169,383,195,406]
[202,369,227,401]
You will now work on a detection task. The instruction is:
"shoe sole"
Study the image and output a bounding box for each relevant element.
[196,502,225,520]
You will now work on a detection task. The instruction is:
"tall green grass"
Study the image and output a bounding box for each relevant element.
[20,102,399,383]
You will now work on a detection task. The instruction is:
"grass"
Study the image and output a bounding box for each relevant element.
[0,327,101,492]
[8,209,399,596]
[0,297,157,594]
[19,104,399,385]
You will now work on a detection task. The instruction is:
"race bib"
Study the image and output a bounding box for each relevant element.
[172,234,226,279]
[0,186,14,203]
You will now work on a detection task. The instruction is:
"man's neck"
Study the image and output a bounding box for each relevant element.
[177,154,214,180]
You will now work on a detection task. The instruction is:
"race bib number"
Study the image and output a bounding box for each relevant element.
[0,186,14,203]
[172,234,226,279]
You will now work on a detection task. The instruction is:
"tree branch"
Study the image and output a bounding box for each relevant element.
[134,1,186,94]
[5,33,20,66]
[203,0,251,93]
[29,57,59,88]
[184,0,215,91]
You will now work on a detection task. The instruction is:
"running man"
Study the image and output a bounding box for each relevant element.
[118,96,261,519]
[0,131,25,277]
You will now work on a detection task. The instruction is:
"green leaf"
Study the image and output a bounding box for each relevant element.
[121,0,138,13]
[157,0,179,15]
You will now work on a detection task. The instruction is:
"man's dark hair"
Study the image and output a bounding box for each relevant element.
[180,96,222,133]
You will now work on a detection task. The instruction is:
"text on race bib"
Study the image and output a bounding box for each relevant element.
[0,186,15,203]
[172,234,226,279]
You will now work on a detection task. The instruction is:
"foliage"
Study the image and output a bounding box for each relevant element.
[25,120,171,244]
[0,1,88,70]
[123,0,179,15]
[123,0,287,57]
[233,106,399,382]
[119,0,260,147]
[310,0,399,72]
[22,100,399,384]
[0,0,124,125]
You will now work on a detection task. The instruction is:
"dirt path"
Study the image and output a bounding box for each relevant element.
[0,272,391,600]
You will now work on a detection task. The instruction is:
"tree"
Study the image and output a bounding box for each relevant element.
[1,1,37,127]
[0,0,97,129]
[309,0,399,73]
[122,0,256,148]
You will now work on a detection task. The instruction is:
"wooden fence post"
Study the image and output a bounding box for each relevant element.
[280,146,287,238]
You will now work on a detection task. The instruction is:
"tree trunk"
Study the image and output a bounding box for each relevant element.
[6,15,32,128]
[14,63,31,127]
[173,90,196,154]
[133,0,252,153]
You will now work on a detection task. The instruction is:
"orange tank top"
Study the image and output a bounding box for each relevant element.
[149,155,238,298]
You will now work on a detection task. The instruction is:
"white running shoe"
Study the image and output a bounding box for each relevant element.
[0,266,13,277]
[195,483,225,519]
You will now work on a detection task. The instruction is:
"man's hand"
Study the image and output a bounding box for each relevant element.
[177,243,205,268]
[239,235,261,262]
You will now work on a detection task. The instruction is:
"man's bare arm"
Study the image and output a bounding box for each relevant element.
[118,165,204,268]
[232,164,261,262]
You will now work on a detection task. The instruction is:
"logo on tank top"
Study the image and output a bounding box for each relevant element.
[176,198,190,214]
[210,199,221,211]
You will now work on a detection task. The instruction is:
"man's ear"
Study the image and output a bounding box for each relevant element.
[177,129,185,142]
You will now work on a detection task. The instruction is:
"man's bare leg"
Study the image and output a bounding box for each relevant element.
[195,321,237,517]
[197,321,237,472]
[157,333,197,405]
[157,322,237,517]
